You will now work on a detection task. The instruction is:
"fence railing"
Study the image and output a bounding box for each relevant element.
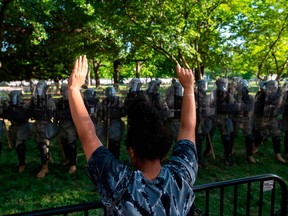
[190,173,287,216]
[7,174,287,216]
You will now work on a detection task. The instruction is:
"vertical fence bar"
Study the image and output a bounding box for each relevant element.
[270,181,276,216]
[206,190,210,215]
[258,181,264,216]
[220,187,224,216]
[233,185,238,216]
[246,182,251,216]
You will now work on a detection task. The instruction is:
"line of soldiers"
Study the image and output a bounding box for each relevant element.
[190,78,288,167]
[1,77,287,178]
[0,81,128,178]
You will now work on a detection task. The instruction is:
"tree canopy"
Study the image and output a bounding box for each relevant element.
[0,0,287,83]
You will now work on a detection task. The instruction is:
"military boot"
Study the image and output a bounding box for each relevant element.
[69,165,77,174]
[68,142,77,174]
[245,135,256,164]
[16,143,26,173]
[222,135,233,166]
[275,153,286,164]
[36,164,49,178]
[272,136,286,164]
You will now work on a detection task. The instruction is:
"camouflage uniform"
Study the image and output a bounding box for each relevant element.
[254,80,286,163]
[165,79,182,142]
[195,80,215,167]
[83,88,102,141]
[215,78,240,165]
[56,84,78,173]
[146,80,169,120]
[2,90,33,172]
[232,79,256,162]
[124,78,143,110]
[282,83,288,158]
[0,94,7,157]
[29,80,58,178]
[99,87,126,159]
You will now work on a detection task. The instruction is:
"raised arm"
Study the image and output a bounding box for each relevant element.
[68,56,103,161]
[176,65,196,143]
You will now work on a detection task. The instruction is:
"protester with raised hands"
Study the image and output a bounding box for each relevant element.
[68,55,198,215]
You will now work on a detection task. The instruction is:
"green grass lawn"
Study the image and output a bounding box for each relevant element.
[0,82,287,215]
[0,127,287,215]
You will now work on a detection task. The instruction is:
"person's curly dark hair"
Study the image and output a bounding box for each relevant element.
[126,94,173,160]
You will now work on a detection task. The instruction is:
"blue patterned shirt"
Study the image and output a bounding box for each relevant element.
[87,139,198,216]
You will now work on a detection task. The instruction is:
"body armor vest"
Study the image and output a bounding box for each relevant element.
[216,90,240,114]
[263,93,281,117]
[57,99,72,121]
[3,90,28,123]
[30,95,55,121]
[103,96,122,120]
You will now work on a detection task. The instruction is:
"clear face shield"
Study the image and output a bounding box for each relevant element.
[147,80,160,94]
[105,87,116,98]
[259,81,266,91]
[173,82,183,97]
[240,79,249,94]
[36,80,48,97]
[83,88,96,101]
[129,78,142,92]
[9,90,21,106]
[197,80,208,93]
[216,78,228,92]
[266,80,278,96]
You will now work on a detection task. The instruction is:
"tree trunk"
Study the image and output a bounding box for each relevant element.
[195,67,203,81]
[135,61,142,78]
[92,59,101,88]
[113,60,121,91]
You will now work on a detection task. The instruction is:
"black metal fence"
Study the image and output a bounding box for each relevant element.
[191,174,287,216]
[8,174,287,216]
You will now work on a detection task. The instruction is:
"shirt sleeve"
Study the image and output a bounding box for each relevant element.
[87,146,132,202]
[167,139,198,187]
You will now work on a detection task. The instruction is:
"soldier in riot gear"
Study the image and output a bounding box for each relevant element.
[214,78,240,166]
[232,79,256,163]
[0,94,7,157]
[82,88,102,138]
[282,81,288,158]
[124,78,143,110]
[253,80,286,163]
[29,80,58,178]
[56,84,78,173]
[3,90,33,173]
[195,79,215,168]
[146,79,169,120]
[165,79,183,142]
[98,86,126,159]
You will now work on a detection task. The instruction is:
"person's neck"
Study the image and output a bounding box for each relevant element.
[135,158,162,182]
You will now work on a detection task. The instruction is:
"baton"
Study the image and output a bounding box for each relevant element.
[206,132,215,159]
[3,119,12,149]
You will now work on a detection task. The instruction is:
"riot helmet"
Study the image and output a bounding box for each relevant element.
[266,80,278,95]
[216,78,228,92]
[197,80,208,93]
[147,80,160,94]
[173,81,183,97]
[229,77,241,94]
[105,86,116,98]
[60,84,68,101]
[36,80,48,97]
[240,79,249,91]
[9,90,22,106]
[129,78,142,93]
[83,88,96,101]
